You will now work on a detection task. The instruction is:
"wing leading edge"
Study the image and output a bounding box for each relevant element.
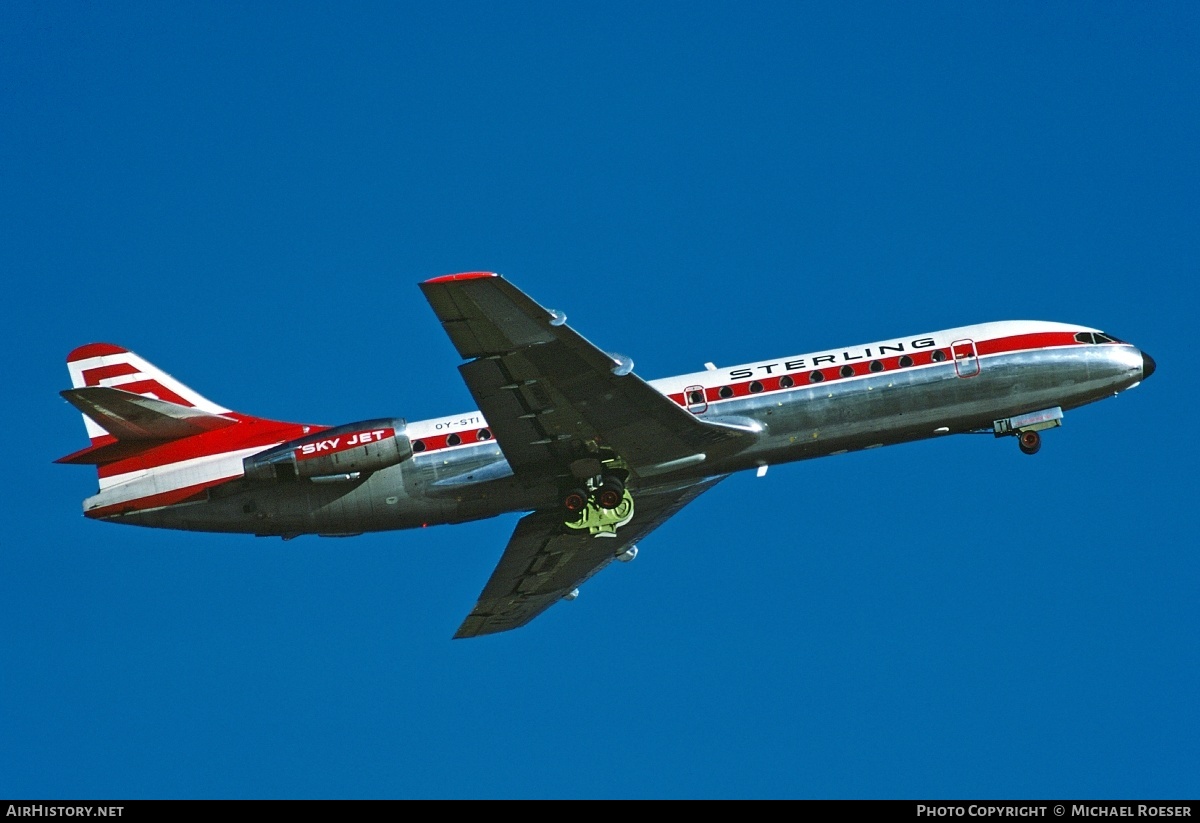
[419,272,756,483]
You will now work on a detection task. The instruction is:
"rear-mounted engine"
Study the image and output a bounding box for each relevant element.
[243,418,412,483]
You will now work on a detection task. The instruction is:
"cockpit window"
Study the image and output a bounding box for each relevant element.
[1076,331,1124,345]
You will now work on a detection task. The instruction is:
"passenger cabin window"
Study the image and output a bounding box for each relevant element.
[688,390,704,405]
[899,355,914,368]
[779,375,794,389]
[869,360,884,373]
[839,365,855,378]
[477,429,492,441]
[810,371,825,383]
[447,433,461,446]
[931,350,947,362]
[749,381,764,393]
[413,440,426,453]
[719,386,734,399]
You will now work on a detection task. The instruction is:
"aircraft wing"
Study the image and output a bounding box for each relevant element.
[419,272,755,483]
[455,476,725,638]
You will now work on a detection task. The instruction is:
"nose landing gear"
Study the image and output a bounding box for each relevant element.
[993,406,1062,456]
[1018,429,1041,455]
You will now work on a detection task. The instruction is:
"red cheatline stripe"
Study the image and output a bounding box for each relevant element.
[411,428,493,455]
[666,331,1096,407]
[86,476,236,519]
[423,271,498,284]
[95,416,322,478]
[974,331,1073,356]
[68,343,128,361]
[81,362,140,386]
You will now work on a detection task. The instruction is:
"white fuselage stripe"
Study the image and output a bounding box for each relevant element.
[98,444,279,490]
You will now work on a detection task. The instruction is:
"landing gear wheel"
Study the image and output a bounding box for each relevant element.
[563,488,589,513]
[1018,429,1041,456]
[594,476,626,510]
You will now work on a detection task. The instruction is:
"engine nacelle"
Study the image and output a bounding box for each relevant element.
[243,418,412,482]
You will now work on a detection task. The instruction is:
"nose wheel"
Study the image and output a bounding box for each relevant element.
[1018,429,1041,455]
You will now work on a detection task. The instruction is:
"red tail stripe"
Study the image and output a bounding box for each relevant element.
[81,363,140,386]
[102,378,192,407]
[68,343,128,361]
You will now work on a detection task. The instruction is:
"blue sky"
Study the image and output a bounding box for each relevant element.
[2,2,1197,799]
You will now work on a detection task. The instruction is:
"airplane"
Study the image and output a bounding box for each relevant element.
[57,272,1156,637]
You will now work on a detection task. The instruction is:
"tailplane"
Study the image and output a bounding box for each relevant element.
[64,343,226,443]
[57,343,267,467]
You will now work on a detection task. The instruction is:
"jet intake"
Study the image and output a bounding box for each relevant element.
[243,418,412,483]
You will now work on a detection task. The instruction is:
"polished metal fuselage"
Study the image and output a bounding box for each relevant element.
[123,329,1147,537]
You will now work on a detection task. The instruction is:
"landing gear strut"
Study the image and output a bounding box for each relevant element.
[1018,429,1041,456]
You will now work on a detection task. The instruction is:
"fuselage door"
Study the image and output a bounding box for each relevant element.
[952,338,980,378]
[684,385,708,414]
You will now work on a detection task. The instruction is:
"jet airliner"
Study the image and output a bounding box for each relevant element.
[58,272,1156,637]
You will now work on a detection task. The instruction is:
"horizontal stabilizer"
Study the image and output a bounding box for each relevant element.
[61,386,238,442]
[55,438,175,465]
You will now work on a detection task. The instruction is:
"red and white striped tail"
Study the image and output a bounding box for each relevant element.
[66,343,229,444]
[60,344,316,515]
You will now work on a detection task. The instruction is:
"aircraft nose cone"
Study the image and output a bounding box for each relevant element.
[1142,351,1156,380]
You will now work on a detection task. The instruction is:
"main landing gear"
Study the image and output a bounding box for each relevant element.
[563,473,635,536]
